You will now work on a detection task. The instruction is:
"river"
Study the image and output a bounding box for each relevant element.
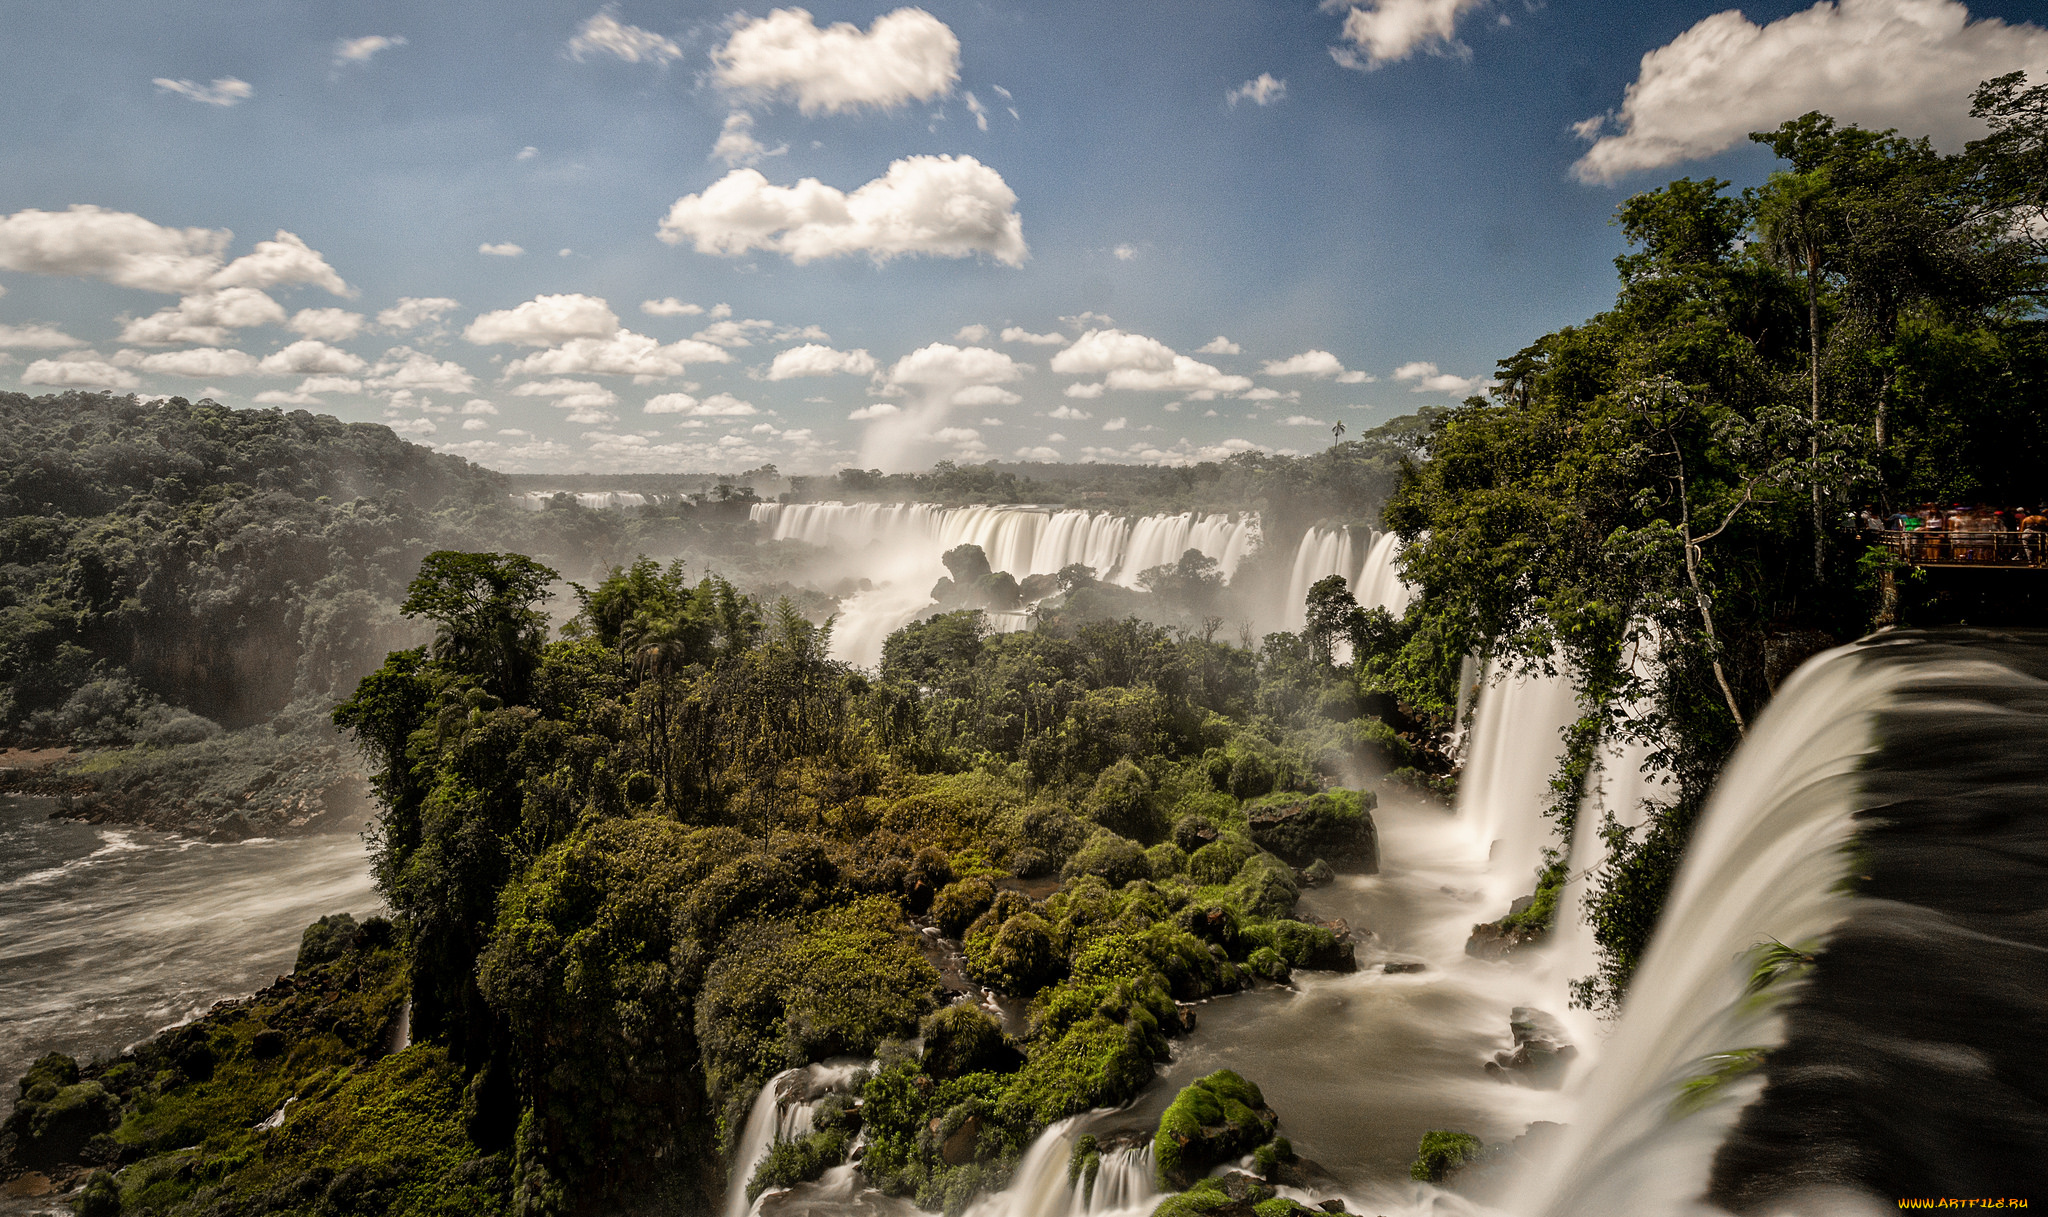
[0,793,380,1120]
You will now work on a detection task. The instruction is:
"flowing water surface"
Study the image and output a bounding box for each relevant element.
[0,794,380,1118]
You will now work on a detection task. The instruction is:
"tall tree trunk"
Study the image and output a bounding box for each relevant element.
[1808,246,1824,580]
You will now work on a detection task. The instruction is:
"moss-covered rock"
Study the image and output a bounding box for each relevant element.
[920,1004,1023,1079]
[1411,1130,1483,1182]
[1062,831,1149,887]
[1187,837,1255,886]
[746,1127,852,1200]
[932,876,998,937]
[1145,841,1189,879]
[1153,1070,1279,1189]
[966,910,1059,996]
[1244,789,1378,871]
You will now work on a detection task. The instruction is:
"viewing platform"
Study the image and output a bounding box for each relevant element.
[1872,529,2048,569]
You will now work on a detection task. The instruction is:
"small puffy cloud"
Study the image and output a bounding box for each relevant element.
[1049,404,1092,420]
[207,231,351,295]
[479,242,525,257]
[258,339,367,375]
[953,323,990,343]
[1064,382,1105,399]
[517,146,539,160]
[644,391,758,417]
[513,380,619,423]
[567,8,681,64]
[767,343,876,379]
[931,426,980,443]
[1327,0,1491,68]
[1394,360,1488,395]
[462,417,488,430]
[965,91,989,131]
[1261,349,1346,377]
[657,156,1027,267]
[1571,0,2048,183]
[120,287,286,345]
[22,351,139,390]
[118,346,259,378]
[0,323,84,349]
[461,398,498,415]
[505,332,731,378]
[711,7,960,114]
[369,346,478,394]
[377,297,459,331]
[1014,445,1061,461]
[1280,414,1327,426]
[1113,244,1137,261]
[692,317,775,347]
[642,297,704,317]
[387,417,437,436]
[1050,328,1254,394]
[1002,327,1064,346]
[1227,73,1287,106]
[882,342,1027,403]
[951,383,1020,407]
[465,293,620,346]
[335,35,406,65]
[711,113,788,169]
[0,204,228,293]
[153,77,253,106]
[290,307,364,341]
[300,375,363,395]
[1240,387,1298,401]
[1102,417,1127,432]
[1196,336,1240,355]
[848,402,900,420]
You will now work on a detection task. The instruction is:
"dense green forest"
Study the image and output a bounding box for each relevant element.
[4,79,2044,1217]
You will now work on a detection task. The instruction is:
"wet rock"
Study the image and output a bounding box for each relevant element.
[1464,918,1544,961]
[1315,1200,1347,1213]
[1483,1007,1577,1088]
[1245,790,1379,872]
[1382,960,1427,974]
[938,1113,981,1166]
[1296,858,1336,887]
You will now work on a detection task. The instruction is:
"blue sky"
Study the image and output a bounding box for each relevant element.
[1,0,2043,472]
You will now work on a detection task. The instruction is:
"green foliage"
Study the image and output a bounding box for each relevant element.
[746,1127,852,1201]
[921,1006,1023,1080]
[1411,1130,1484,1182]
[1243,788,1378,868]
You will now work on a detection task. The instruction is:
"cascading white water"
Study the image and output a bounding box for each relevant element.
[1515,645,1946,1217]
[957,1119,1159,1217]
[749,503,1261,668]
[724,1062,874,1217]
[1454,663,1582,907]
[509,490,659,511]
[1282,526,1412,629]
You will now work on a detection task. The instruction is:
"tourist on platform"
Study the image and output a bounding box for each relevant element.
[2024,506,2048,565]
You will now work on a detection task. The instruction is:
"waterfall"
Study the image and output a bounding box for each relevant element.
[722,1061,873,1217]
[509,490,658,511]
[1454,663,1582,906]
[958,1121,1159,1217]
[1516,644,1929,1217]
[749,503,1261,668]
[1281,526,1411,629]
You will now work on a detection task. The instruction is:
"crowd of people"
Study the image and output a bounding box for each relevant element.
[1859,504,2048,565]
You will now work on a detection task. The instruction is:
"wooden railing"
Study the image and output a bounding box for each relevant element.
[1872,528,2048,568]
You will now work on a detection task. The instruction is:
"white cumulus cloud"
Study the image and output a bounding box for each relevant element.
[22,351,139,390]
[289,307,365,341]
[117,346,259,378]
[848,402,900,420]
[1571,0,2048,183]
[0,324,85,349]
[1260,349,1373,382]
[377,297,459,331]
[693,317,775,348]
[641,297,704,317]
[464,293,621,346]
[0,205,227,293]
[258,340,366,375]
[1393,360,1487,395]
[369,347,478,395]
[153,77,253,106]
[1050,328,1253,394]
[1228,73,1288,106]
[711,7,960,114]
[1326,0,1492,68]
[503,332,732,379]
[657,156,1027,267]
[1014,445,1061,461]
[1280,414,1327,426]
[767,343,877,379]
[1196,336,1240,355]
[567,9,681,64]
[953,324,990,343]
[644,391,758,417]
[335,35,406,65]
[207,231,351,296]
[710,112,788,168]
[1063,382,1105,399]
[479,242,525,257]
[1002,327,1065,346]
[1050,404,1092,420]
[119,287,286,346]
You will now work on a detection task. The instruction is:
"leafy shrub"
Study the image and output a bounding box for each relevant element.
[1085,759,1163,842]
[932,877,997,937]
[1187,837,1254,886]
[1144,842,1189,879]
[966,911,1058,996]
[296,913,360,970]
[1061,832,1149,887]
[920,1005,1022,1079]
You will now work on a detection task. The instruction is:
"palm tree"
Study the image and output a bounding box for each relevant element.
[1331,420,1347,447]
